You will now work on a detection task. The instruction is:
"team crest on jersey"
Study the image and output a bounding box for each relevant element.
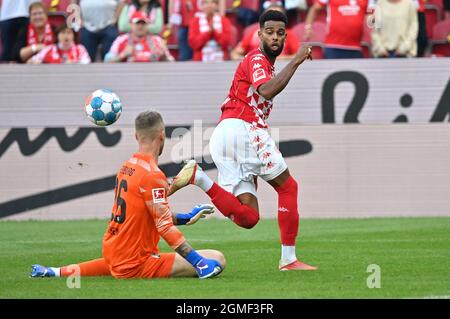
[253,63,262,69]
[152,188,165,203]
[253,69,266,82]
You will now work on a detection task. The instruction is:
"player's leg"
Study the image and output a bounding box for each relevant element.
[169,250,227,278]
[136,250,226,278]
[205,182,260,229]
[240,123,316,271]
[31,258,111,277]
[237,192,259,212]
[204,118,261,228]
[266,169,317,271]
[169,119,261,229]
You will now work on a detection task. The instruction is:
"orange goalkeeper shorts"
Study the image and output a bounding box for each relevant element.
[111,253,176,279]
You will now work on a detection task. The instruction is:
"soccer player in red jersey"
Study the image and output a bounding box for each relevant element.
[31,111,225,279]
[169,10,317,271]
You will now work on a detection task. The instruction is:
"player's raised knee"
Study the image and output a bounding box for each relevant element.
[241,213,259,229]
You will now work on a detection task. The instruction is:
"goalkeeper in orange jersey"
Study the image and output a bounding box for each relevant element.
[30,111,225,279]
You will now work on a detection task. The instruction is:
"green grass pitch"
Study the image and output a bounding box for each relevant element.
[0,217,449,299]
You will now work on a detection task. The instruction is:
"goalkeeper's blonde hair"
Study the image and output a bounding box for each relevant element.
[135,110,164,140]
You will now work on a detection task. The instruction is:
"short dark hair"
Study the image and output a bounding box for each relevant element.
[55,23,71,36]
[135,110,164,138]
[259,9,288,28]
[54,23,76,44]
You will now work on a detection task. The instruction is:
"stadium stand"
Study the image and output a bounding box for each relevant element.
[229,22,240,48]
[0,0,1,56]
[42,0,71,12]
[41,0,70,29]
[164,24,180,59]
[242,22,258,38]
[315,7,327,23]
[424,0,443,38]
[229,0,260,12]
[361,21,372,58]
[430,19,450,56]
[303,0,328,23]
[47,12,67,28]
[426,0,445,19]
[292,21,326,59]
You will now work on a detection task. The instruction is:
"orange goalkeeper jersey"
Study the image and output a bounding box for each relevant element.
[102,152,185,275]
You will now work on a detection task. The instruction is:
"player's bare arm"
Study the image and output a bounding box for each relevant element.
[304,3,323,40]
[258,44,313,100]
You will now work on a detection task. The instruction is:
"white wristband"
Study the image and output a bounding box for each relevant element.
[31,44,37,53]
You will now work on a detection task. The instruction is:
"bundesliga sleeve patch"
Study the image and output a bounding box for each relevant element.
[253,69,266,83]
[152,188,166,203]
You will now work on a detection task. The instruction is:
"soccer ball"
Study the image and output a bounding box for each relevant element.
[84,89,122,126]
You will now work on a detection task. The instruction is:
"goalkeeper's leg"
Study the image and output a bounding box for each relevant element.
[31,258,111,277]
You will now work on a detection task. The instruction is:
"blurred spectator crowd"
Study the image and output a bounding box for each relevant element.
[0,0,449,64]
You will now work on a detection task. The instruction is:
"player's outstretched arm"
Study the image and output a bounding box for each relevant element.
[258,44,313,100]
[173,204,215,226]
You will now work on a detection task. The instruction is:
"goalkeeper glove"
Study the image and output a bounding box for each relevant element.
[176,204,215,225]
[185,250,223,279]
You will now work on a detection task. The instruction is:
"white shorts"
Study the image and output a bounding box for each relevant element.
[209,118,287,197]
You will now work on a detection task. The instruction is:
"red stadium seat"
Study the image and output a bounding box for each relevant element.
[42,0,72,12]
[40,0,70,29]
[424,5,442,39]
[430,19,450,57]
[226,0,260,12]
[47,12,68,28]
[292,21,326,59]
[427,0,445,19]
[239,0,260,11]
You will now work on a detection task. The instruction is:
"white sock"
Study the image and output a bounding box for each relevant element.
[194,169,213,192]
[49,267,61,277]
[281,245,297,266]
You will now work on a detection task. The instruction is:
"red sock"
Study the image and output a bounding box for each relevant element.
[206,183,259,229]
[275,176,299,246]
[61,258,111,277]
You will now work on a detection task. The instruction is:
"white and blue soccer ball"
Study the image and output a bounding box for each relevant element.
[84,89,122,126]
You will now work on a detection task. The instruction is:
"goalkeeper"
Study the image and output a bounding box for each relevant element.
[30,111,225,279]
